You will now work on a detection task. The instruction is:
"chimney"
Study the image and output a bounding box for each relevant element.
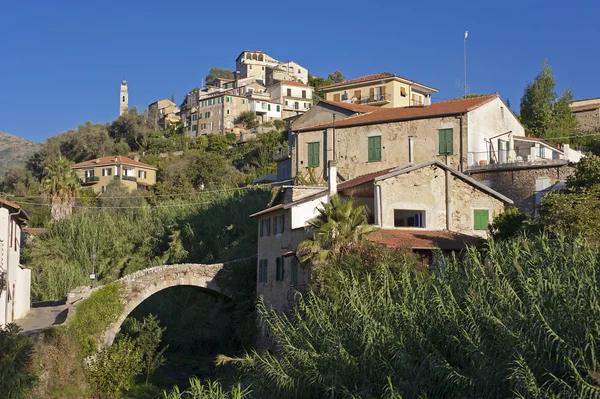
[328,160,337,197]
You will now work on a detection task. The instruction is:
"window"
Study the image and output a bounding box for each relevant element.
[474,210,489,230]
[394,209,426,227]
[294,101,299,110]
[401,87,407,97]
[226,96,230,103]
[333,93,341,102]
[276,257,285,281]
[242,99,246,104]
[199,113,202,119]
[268,104,271,111]
[122,96,125,102]
[210,121,214,131]
[287,88,292,97]
[285,101,289,106]
[226,109,230,115]
[258,259,268,282]
[276,105,280,112]
[302,90,306,99]
[290,257,298,285]
[304,103,308,109]
[307,142,320,167]
[192,125,197,131]
[438,128,454,155]
[368,136,382,162]
[85,169,94,178]
[102,168,112,176]
[274,214,285,234]
[138,170,147,179]
[298,68,301,73]
[260,218,271,237]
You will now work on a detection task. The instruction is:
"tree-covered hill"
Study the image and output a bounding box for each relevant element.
[0,131,40,177]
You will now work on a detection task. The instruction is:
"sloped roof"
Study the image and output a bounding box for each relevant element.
[320,72,437,92]
[0,198,30,221]
[272,80,311,88]
[570,103,600,112]
[318,100,383,113]
[295,95,499,132]
[337,164,414,191]
[72,156,157,170]
[368,229,478,250]
[374,160,513,204]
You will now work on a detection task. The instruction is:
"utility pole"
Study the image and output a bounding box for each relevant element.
[464,30,468,98]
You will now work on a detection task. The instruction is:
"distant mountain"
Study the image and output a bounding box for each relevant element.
[0,132,40,177]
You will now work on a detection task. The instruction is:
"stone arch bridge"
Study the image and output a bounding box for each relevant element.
[102,258,254,346]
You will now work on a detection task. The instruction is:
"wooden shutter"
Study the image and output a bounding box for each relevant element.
[354,90,361,101]
[308,142,320,167]
[446,129,453,154]
[369,88,375,98]
[381,86,386,96]
[474,210,489,230]
[368,136,381,161]
[438,130,447,154]
[439,129,453,154]
[333,93,340,102]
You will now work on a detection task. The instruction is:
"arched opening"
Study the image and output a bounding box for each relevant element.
[122,95,125,102]
[258,54,264,61]
[113,285,238,390]
[252,53,258,61]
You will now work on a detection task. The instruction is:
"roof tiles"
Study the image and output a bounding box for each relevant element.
[368,229,479,250]
[72,156,157,170]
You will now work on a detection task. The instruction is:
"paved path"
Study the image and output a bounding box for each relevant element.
[15,286,94,335]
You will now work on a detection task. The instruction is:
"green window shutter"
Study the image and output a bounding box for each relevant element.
[277,105,280,112]
[474,210,489,230]
[308,142,320,167]
[291,258,298,285]
[439,129,453,154]
[446,129,453,154]
[367,136,381,161]
[268,104,271,111]
[438,130,447,154]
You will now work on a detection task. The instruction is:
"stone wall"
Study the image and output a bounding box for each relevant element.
[467,163,574,214]
[574,109,600,131]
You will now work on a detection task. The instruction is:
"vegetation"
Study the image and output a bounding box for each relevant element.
[0,131,40,178]
[297,195,376,266]
[0,323,37,399]
[205,68,235,85]
[520,60,578,141]
[234,111,259,130]
[241,234,600,398]
[308,70,346,103]
[489,207,529,240]
[40,158,80,220]
[162,378,250,399]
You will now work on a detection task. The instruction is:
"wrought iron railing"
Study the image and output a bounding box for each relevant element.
[83,176,99,183]
[122,176,137,182]
[357,93,391,105]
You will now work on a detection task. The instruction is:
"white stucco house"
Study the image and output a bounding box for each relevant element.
[0,198,31,327]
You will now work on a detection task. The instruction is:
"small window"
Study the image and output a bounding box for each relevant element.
[290,257,298,285]
[258,259,268,283]
[192,125,197,131]
[242,99,246,104]
[274,214,285,234]
[268,104,271,111]
[368,136,382,162]
[260,218,271,237]
[302,90,306,99]
[333,93,341,102]
[226,109,230,115]
[276,105,280,112]
[298,68,301,73]
[307,142,320,167]
[394,210,426,228]
[438,128,454,155]
[287,88,292,97]
[122,96,125,102]
[474,210,489,230]
[276,257,285,281]
[285,101,289,106]
[138,170,147,179]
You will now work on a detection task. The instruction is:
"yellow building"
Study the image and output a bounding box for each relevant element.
[72,156,157,193]
[320,72,438,108]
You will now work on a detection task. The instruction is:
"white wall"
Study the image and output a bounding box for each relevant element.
[291,196,327,230]
[467,97,525,167]
[0,208,7,326]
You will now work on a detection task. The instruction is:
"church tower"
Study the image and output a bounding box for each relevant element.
[120,80,128,116]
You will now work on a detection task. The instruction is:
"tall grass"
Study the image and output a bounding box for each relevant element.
[162,378,250,399]
[23,188,271,301]
[243,233,600,398]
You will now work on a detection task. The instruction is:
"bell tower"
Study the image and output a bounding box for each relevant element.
[120,80,128,116]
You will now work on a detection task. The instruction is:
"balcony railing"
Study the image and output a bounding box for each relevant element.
[356,93,391,105]
[122,175,137,182]
[82,176,99,183]
[273,146,291,161]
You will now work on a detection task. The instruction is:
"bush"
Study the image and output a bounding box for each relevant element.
[0,323,37,399]
[85,337,143,399]
[234,111,259,130]
[489,207,528,240]
[243,233,600,398]
[273,120,286,132]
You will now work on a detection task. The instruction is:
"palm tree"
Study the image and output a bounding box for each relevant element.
[40,158,80,220]
[297,195,376,265]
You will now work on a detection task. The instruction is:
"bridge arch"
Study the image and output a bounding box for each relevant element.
[103,262,238,346]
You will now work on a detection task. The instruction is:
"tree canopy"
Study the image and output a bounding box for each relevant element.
[519,60,578,141]
[205,67,235,85]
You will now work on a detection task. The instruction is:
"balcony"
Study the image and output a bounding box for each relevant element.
[355,93,391,106]
[81,176,99,184]
[122,175,137,182]
[273,146,291,162]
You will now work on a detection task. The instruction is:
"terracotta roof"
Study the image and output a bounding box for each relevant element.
[375,160,513,204]
[318,100,383,113]
[368,229,479,250]
[295,95,499,132]
[320,72,437,92]
[337,167,399,191]
[272,80,311,88]
[570,103,600,112]
[72,156,157,170]
[0,198,30,220]
[249,204,285,217]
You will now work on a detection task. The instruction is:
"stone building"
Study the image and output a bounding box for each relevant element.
[290,95,524,182]
[190,92,248,137]
[570,98,600,131]
[320,72,438,108]
[0,198,30,327]
[267,80,314,119]
[120,80,129,116]
[72,156,157,193]
[265,61,308,86]
[149,99,180,129]
[252,160,512,313]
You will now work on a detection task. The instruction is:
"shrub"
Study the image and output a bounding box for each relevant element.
[489,207,528,240]
[273,120,286,132]
[0,323,37,399]
[234,111,259,130]
[162,378,250,399]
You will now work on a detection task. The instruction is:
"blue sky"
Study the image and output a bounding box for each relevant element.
[1,0,598,142]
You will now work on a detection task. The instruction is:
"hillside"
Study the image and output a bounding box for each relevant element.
[0,131,40,177]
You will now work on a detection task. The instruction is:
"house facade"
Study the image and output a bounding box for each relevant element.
[72,156,157,193]
[267,81,313,118]
[191,93,248,136]
[149,99,180,129]
[0,198,30,327]
[570,98,600,131]
[253,161,512,313]
[320,72,438,108]
[291,95,525,181]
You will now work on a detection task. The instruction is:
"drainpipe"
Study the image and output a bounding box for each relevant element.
[374,183,382,226]
[328,160,337,198]
[445,155,452,231]
[5,208,22,325]
[408,136,414,163]
[332,114,336,162]
[459,114,464,172]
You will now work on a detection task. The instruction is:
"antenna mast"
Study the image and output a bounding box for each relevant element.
[464,30,468,98]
